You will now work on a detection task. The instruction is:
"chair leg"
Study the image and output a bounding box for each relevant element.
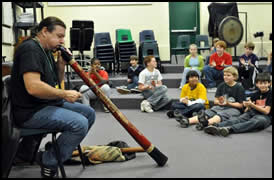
[30,135,44,165]
[77,145,85,169]
[52,133,66,178]
[174,50,178,64]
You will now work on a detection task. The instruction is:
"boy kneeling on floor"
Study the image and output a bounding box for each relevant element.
[204,72,272,137]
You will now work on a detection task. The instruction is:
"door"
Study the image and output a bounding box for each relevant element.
[169,2,200,62]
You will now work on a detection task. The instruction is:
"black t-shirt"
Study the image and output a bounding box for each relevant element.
[215,82,245,103]
[250,89,272,117]
[11,38,63,127]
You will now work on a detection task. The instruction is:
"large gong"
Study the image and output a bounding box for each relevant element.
[218,16,243,48]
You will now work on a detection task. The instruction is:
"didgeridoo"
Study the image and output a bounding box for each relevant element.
[120,147,145,153]
[57,46,168,166]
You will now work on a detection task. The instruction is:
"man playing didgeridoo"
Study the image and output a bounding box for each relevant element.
[10,16,96,178]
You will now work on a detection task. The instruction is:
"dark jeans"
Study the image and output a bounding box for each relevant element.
[127,76,139,90]
[265,62,272,74]
[218,110,272,133]
[203,65,224,88]
[238,65,255,89]
[171,101,205,118]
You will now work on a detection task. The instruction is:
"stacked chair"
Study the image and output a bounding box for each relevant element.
[139,30,162,72]
[93,32,115,72]
[115,29,137,72]
[171,35,190,64]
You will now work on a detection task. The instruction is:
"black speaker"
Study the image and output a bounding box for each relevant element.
[82,28,94,51]
[72,20,94,29]
[70,28,81,51]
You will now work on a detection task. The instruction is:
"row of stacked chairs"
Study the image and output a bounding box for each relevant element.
[93,29,161,72]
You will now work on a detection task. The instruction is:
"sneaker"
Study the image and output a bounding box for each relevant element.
[130,88,141,93]
[179,117,189,128]
[103,105,110,113]
[116,87,131,94]
[36,151,58,178]
[196,110,209,130]
[141,100,154,113]
[195,122,205,131]
[219,127,230,137]
[173,109,182,118]
[207,87,217,93]
[204,125,220,135]
[140,101,145,112]
[166,110,175,118]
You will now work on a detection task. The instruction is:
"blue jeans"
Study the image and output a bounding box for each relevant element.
[127,76,139,90]
[218,110,272,133]
[203,65,224,88]
[205,106,241,122]
[22,100,96,168]
[142,85,171,111]
[171,101,205,117]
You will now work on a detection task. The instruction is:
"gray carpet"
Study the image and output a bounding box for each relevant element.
[9,110,272,178]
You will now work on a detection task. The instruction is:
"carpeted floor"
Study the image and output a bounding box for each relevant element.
[9,109,272,178]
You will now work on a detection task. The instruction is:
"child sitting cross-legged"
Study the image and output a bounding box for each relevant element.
[138,55,172,113]
[167,70,209,124]
[203,72,272,137]
[116,55,144,94]
[179,66,245,129]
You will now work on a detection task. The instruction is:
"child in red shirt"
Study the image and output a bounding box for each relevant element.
[203,40,232,90]
[79,58,111,112]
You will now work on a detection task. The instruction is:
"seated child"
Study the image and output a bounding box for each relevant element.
[179,44,204,88]
[79,57,111,112]
[116,55,144,94]
[204,72,272,137]
[203,40,232,91]
[205,37,219,65]
[138,55,172,113]
[238,42,259,90]
[179,66,245,129]
[167,70,209,121]
[265,51,272,74]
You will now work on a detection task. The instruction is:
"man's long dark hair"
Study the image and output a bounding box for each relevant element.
[30,16,66,37]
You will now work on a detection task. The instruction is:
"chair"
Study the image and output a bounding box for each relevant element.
[139,30,156,43]
[171,35,190,64]
[94,32,116,72]
[138,30,158,65]
[141,42,162,71]
[195,35,210,53]
[115,29,137,72]
[2,75,86,178]
[116,29,134,43]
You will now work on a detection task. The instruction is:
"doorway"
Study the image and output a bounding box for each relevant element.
[169,2,200,63]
